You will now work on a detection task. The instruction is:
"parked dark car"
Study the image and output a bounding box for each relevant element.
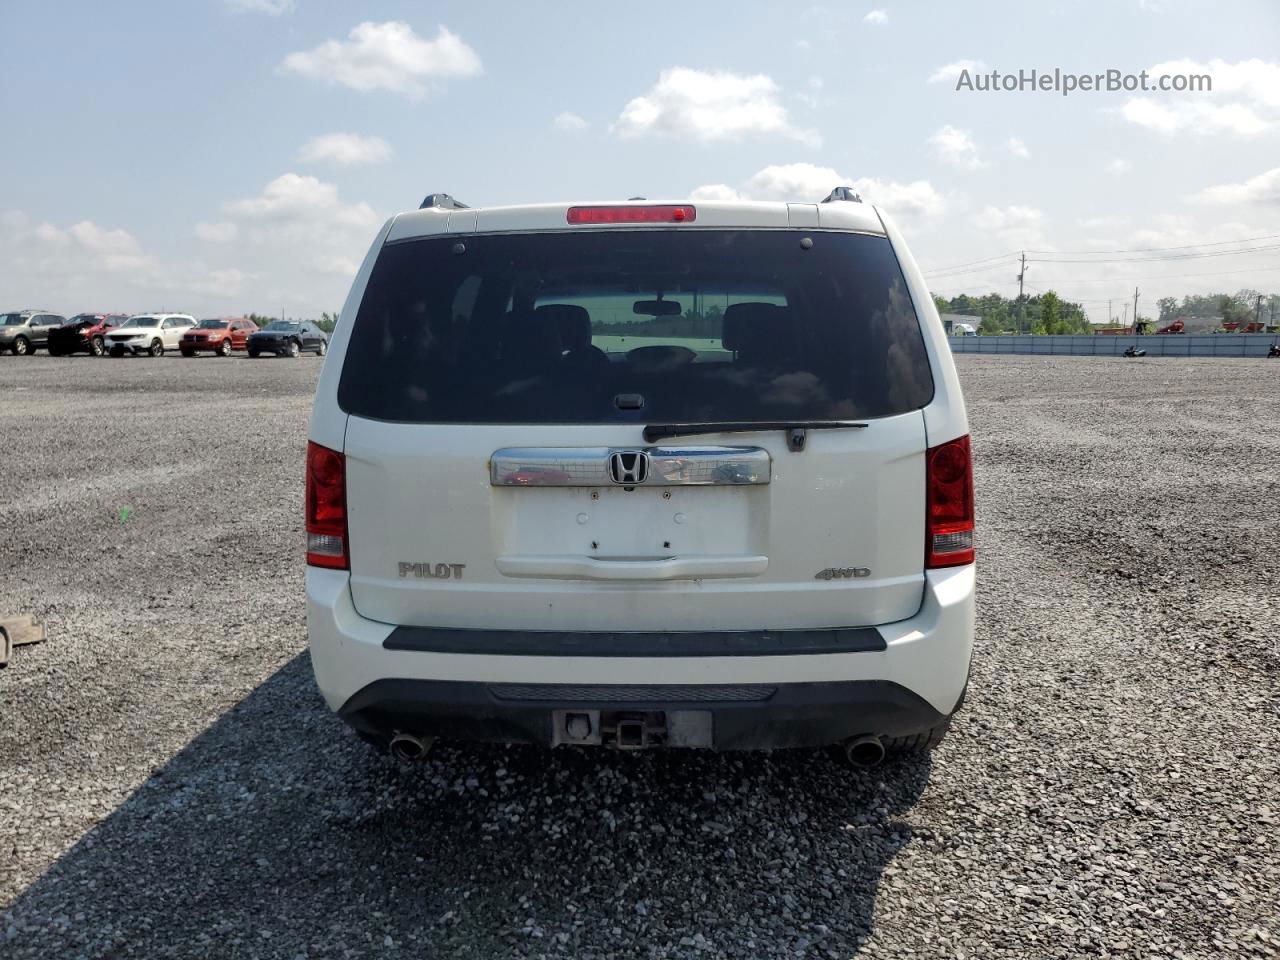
[0,310,68,355]
[247,320,328,358]
[180,317,259,357]
[47,313,129,356]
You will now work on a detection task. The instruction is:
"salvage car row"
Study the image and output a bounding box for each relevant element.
[0,309,329,358]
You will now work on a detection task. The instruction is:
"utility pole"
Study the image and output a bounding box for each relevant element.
[1016,252,1028,334]
[1256,294,1264,327]
[1133,286,1140,334]
[1108,299,1113,326]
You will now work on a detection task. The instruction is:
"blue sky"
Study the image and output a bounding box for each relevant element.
[2,0,1278,322]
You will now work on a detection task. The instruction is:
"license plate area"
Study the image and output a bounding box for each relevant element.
[492,485,766,559]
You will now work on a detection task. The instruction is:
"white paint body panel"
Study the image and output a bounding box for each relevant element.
[307,563,974,715]
[307,198,973,720]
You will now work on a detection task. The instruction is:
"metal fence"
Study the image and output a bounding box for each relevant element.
[947,334,1278,357]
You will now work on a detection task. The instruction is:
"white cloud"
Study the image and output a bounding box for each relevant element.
[195,221,238,243]
[1150,57,1280,110]
[225,0,293,14]
[975,205,1043,232]
[281,22,482,98]
[1120,97,1268,136]
[225,173,378,230]
[688,183,742,202]
[929,59,986,84]
[974,205,1046,247]
[693,162,945,218]
[930,125,985,169]
[613,68,820,145]
[223,174,380,293]
[851,176,947,218]
[553,111,589,132]
[312,254,363,277]
[794,39,812,50]
[1193,167,1280,205]
[298,132,393,166]
[33,222,69,248]
[745,162,844,200]
[1,212,203,306]
[1108,158,1132,175]
[1118,59,1280,137]
[1005,136,1030,159]
[1,193,378,317]
[863,9,888,24]
[1078,216,1128,231]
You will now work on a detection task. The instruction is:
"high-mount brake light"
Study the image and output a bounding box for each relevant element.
[566,205,696,225]
[306,441,348,569]
[925,434,975,568]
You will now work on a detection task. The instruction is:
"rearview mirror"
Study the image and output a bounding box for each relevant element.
[633,300,682,317]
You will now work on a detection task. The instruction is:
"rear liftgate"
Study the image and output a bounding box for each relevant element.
[493,445,772,749]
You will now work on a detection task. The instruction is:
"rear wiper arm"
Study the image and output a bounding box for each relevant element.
[643,420,868,452]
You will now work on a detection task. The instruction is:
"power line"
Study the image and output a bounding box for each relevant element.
[1028,241,1280,265]
[1024,231,1280,256]
[1019,264,1280,287]
[924,260,1020,281]
[921,250,1020,276]
[922,235,1280,280]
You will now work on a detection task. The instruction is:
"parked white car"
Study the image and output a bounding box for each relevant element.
[106,314,195,357]
[306,191,975,767]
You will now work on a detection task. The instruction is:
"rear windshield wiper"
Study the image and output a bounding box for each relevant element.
[643,420,868,452]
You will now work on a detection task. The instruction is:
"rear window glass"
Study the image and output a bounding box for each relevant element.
[338,229,933,424]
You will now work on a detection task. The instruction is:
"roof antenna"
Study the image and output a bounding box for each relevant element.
[419,193,469,210]
[821,186,862,204]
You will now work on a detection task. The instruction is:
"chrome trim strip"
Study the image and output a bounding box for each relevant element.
[490,446,771,486]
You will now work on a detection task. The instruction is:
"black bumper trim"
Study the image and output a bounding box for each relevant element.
[337,678,946,750]
[382,624,886,657]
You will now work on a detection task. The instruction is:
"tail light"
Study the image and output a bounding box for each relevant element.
[306,441,348,569]
[566,205,695,225]
[925,434,974,568]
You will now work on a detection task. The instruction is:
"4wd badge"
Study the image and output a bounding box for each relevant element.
[815,566,871,580]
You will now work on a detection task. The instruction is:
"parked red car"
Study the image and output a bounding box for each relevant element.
[46,313,129,356]
[180,317,259,357]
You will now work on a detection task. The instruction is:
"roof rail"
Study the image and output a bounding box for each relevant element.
[821,186,863,204]
[419,193,469,210]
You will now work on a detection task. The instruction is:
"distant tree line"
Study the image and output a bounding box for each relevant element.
[1155,290,1279,327]
[244,311,340,333]
[590,304,724,339]
[934,287,1279,335]
[932,292,1091,335]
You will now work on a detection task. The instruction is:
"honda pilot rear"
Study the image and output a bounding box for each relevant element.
[306,193,975,765]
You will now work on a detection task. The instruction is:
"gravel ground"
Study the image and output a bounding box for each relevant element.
[1,353,1278,959]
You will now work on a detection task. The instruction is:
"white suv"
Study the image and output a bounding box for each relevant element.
[106,314,195,356]
[306,192,975,767]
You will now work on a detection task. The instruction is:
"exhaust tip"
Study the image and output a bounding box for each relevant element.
[389,732,431,763]
[843,735,885,769]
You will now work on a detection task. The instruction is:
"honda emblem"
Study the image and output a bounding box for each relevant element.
[609,450,649,485]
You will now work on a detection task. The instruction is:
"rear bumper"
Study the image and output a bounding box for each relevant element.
[338,678,948,750]
[307,564,975,749]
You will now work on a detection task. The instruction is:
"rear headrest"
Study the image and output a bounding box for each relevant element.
[722,302,792,357]
[501,311,562,364]
[535,303,592,351]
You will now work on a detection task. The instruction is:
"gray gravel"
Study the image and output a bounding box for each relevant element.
[2,353,1278,959]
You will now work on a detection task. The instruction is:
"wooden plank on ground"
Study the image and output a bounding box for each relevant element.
[0,615,45,666]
